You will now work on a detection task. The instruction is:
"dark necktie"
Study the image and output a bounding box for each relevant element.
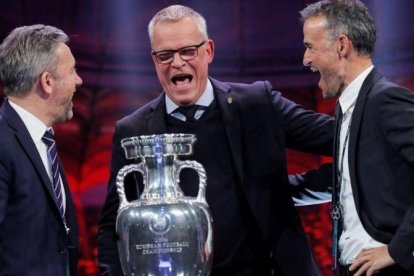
[177,105,199,122]
[42,129,65,219]
[331,102,343,270]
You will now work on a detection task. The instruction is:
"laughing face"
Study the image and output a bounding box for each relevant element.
[50,42,83,123]
[151,17,214,106]
[303,15,345,99]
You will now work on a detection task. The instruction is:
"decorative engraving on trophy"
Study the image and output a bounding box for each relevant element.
[154,237,168,243]
[135,239,190,255]
[149,212,171,235]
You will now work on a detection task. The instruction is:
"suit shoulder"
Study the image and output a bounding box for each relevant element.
[223,80,273,94]
[116,97,158,127]
[218,80,282,104]
[0,118,17,159]
[369,77,414,105]
[0,114,15,140]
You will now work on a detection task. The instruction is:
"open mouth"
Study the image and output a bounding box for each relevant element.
[171,74,193,85]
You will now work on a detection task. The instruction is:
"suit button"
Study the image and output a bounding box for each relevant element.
[59,248,67,255]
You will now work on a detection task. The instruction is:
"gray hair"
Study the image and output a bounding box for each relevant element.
[300,0,376,56]
[148,5,208,44]
[0,24,68,97]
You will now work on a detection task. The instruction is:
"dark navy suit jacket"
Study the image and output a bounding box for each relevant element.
[98,78,334,275]
[0,99,79,275]
[348,68,414,271]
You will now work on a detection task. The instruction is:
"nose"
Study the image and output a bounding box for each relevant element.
[303,49,311,67]
[75,72,83,86]
[170,52,185,67]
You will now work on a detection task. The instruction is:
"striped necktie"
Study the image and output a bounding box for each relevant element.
[42,128,65,219]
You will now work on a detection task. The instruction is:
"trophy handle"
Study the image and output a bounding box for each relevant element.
[116,163,145,209]
[176,160,208,204]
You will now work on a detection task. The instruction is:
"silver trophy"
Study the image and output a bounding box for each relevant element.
[116,133,213,276]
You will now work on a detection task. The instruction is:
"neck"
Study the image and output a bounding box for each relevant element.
[343,56,373,88]
[8,93,52,127]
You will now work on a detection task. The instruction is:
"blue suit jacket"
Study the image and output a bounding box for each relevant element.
[0,99,79,275]
[98,78,334,275]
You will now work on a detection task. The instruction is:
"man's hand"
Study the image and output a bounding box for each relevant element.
[349,246,395,276]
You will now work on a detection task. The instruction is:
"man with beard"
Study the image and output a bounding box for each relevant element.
[298,0,414,275]
[98,4,334,276]
[0,24,82,275]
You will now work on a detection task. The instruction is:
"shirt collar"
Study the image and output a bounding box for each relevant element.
[165,79,214,114]
[8,100,49,143]
[338,65,373,114]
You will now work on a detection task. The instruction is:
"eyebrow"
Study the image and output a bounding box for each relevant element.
[153,41,206,54]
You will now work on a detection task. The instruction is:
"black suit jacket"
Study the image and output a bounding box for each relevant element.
[0,99,79,275]
[348,68,414,271]
[98,78,334,275]
[292,68,414,272]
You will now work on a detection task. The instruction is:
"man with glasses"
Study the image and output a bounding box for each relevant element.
[98,4,334,275]
[153,40,206,65]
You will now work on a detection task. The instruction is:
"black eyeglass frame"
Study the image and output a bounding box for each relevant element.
[152,40,207,64]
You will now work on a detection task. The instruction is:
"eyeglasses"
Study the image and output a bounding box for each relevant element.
[152,41,206,64]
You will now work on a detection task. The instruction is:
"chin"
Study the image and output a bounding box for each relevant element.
[323,89,338,99]
[66,109,74,121]
[321,90,332,99]
[176,96,196,105]
[178,101,194,107]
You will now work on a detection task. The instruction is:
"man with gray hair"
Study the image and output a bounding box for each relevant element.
[0,24,82,275]
[296,0,414,275]
[98,4,334,276]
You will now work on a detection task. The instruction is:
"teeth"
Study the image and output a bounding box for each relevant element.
[175,78,190,85]
[172,75,192,85]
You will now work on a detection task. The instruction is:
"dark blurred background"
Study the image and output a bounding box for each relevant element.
[0,0,413,275]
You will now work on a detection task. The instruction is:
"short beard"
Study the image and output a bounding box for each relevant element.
[321,70,344,99]
[323,88,339,99]
[66,108,73,120]
[54,105,73,124]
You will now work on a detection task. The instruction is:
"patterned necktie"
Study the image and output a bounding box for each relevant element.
[42,129,65,219]
[331,102,343,270]
[177,105,199,122]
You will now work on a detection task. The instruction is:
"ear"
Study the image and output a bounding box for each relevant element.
[39,71,54,96]
[151,52,158,65]
[337,35,351,57]
[206,39,215,64]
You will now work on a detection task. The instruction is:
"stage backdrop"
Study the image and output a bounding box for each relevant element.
[0,1,413,275]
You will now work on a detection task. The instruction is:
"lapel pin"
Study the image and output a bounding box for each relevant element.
[227,97,233,104]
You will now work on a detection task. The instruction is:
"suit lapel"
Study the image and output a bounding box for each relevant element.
[348,68,382,211]
[146,94,168,134]
[1,99,67,220]
[210,78,243,184]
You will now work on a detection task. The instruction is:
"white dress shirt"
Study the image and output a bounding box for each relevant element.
[9,100,66,212]
[337,65,385,265]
